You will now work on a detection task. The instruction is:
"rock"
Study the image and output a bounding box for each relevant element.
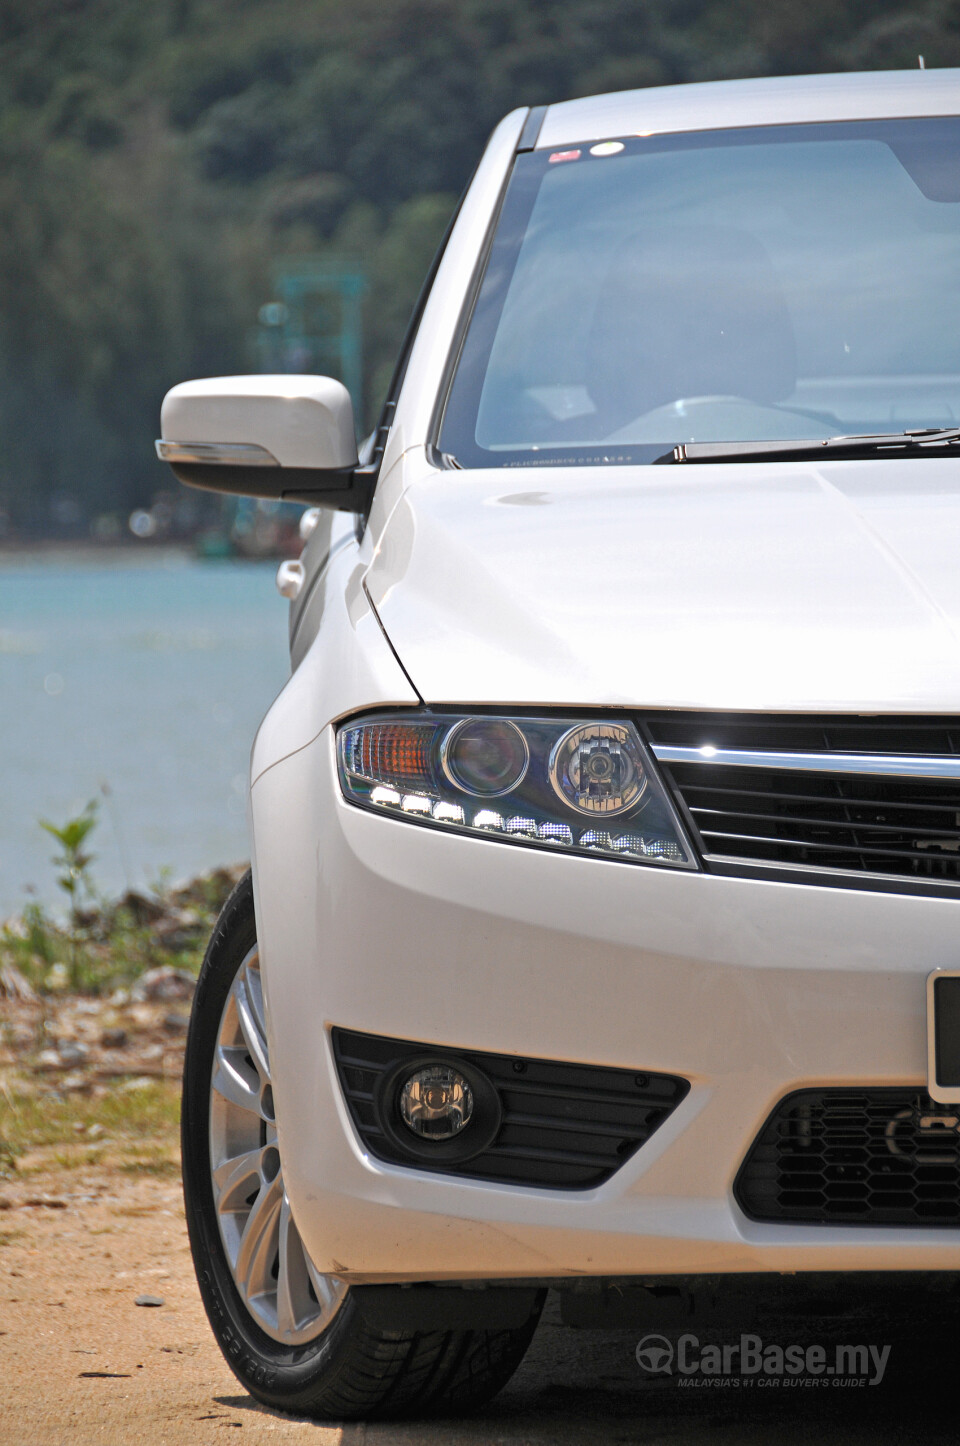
[172,863,246,911]
[0,964,36,1001]
[133,966,196,1002]
[36,1049,62,1070]
[152,911,202,949]
[134,1294,165,1307]
[57,1041,88,1067]
[100,1028,128,1049]
[118,890,167,925]
[154,928,199,951]
[162,1012,189,1035]
[46,963,69,992]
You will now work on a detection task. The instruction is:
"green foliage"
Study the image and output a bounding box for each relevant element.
[0,893,210,997]
[0,817,235,996]
[39,801,98,924]
[0,898,209,997]
[1,0,958,533]
[37,802,100,989]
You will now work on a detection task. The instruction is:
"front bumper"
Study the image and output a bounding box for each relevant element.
[250,726,960,1282]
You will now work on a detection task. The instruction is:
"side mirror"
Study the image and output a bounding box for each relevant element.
[155,375,373,512]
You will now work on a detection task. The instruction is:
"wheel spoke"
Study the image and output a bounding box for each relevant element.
[241,961,268,1045]
[275,1196,299,1339]
[305,1254,347,1315]
[234,971,271,1086]
[212,1147,264,1215]
[212,1045,263,1117]
[234,1171,283,1301]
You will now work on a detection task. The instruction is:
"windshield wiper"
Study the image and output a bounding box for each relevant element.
[653,427,960,464]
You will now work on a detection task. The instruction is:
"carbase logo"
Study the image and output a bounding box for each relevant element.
[635,1333,891,1387]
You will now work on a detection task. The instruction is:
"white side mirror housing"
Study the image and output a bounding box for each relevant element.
[156,375,371,512]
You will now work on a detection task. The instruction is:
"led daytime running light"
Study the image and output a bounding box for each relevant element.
[336,713,695,871]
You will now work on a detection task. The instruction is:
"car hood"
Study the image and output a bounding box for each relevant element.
[364,456,960,712]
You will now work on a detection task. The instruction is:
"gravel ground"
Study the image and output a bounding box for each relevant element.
[0,967,193,1094]
[3,1150,960,1446]
[3,964,959,1443]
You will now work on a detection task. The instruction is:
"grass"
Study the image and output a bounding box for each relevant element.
[49,1147,106,1172]
[0,1081,181,1170]
[118,1156,180,1178]
[0,897,212,997]
[0,829,235,1184]
[0,818,240,998]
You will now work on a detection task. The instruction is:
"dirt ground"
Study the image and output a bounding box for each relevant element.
[3,970,959,1445]
[4,1143,960,1446]
[3,965,960,1445]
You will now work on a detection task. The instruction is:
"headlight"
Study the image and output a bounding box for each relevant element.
[337,712,696,869]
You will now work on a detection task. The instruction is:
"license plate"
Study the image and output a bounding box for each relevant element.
[927,970,960,1103]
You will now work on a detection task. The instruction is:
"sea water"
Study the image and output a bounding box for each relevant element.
[0,549,291,917]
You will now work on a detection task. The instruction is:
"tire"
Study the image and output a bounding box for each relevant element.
[181,869,543,1420]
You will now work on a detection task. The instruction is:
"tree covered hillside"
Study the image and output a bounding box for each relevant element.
[1,0,958,534]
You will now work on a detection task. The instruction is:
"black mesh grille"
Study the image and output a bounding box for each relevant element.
[643,712,960,890]
[736,1087,960,1226]
[332,1029,689,1190]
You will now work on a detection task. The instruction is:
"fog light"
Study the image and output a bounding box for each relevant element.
[399,1066,474,1140]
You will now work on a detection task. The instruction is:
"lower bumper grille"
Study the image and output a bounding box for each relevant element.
[332,1029,689,1190]
[736,1088,960,1226]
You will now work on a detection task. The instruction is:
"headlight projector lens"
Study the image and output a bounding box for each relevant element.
[399,1066,473,1140]
[441,718,529,796]
[549,722,646,816]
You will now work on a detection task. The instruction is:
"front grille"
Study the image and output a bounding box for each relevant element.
[643,712,960,891]
[332,1029,689,1190]
[736,1087,960,1226]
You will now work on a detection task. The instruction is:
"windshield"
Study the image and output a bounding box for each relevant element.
[438,118,960,468]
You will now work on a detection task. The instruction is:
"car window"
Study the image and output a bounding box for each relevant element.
[438,119,960,467]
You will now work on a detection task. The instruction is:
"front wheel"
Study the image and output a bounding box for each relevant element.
[181,870,542,1420]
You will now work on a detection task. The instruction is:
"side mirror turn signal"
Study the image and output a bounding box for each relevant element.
[156,375,373,513]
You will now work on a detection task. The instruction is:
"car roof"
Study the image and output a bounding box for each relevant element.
[537,69,960,148]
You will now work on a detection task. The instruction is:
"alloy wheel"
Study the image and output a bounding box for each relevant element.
[208,946,347,1344]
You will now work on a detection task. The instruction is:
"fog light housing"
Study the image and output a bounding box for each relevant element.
[376,1053,503,1164]
[399,1066,474,1140]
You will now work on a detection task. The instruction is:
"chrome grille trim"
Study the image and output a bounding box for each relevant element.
[643,715,960,893]
[650,745,960,781]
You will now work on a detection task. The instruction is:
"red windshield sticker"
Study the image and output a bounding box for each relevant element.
[548,149,582,164]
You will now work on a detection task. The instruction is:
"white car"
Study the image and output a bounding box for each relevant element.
[158,68,960,1419]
